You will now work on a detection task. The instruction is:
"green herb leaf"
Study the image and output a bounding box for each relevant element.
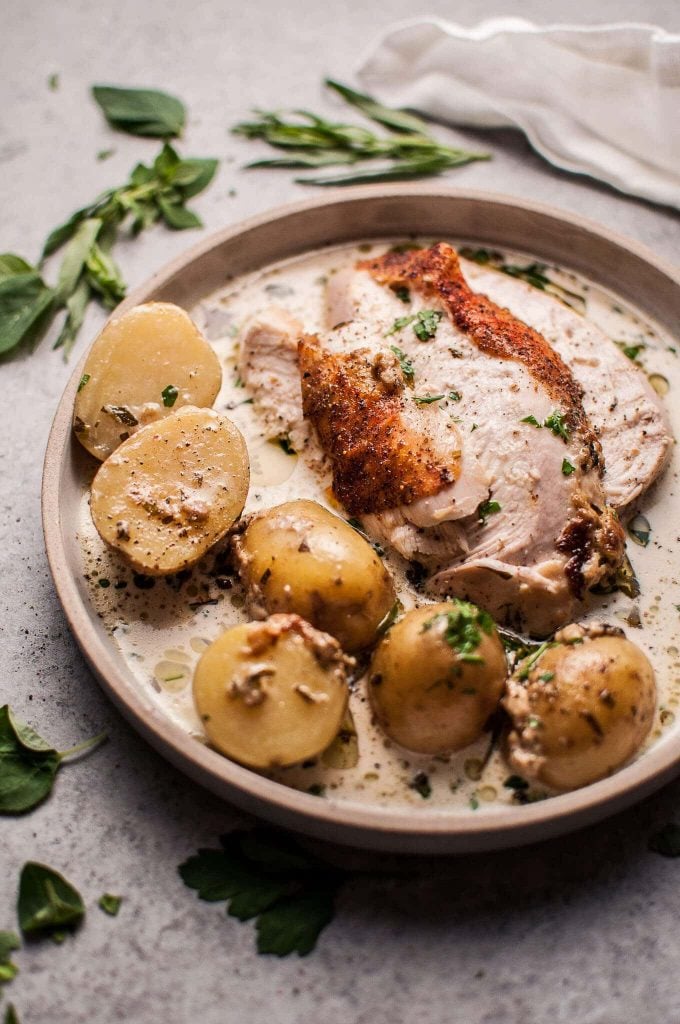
[413,393,444,405]
[98,893,122,916]
[409,771,432,799]
[385,314,415,336]
[0,269,55,356]
[448,390,461,402]
[179,828,343,956]
[18,863,85,936]
[77,373,91,392]
[649,822,680,857]
[161,384,179,407]
[389,344,414,384]
[0,255,34,279]
[520,414,541,427]
[54,218,102,305]
[85,243,126,308]
[459,249,586,313]
[391,284,410,303]
[517,641,557,680]
[422,599,494,663]
[0,931,19,990]
[157,197,202,230]
[615,340,645,362]
[4,1005,19,1024]
[324,79,430,135]
[561,458,576,476]
[386,309,442,342]
[544,410,570,442]
[0,705,106,814]
[92,85,185,138]
[477,498,501,525]
[53,278,91,355]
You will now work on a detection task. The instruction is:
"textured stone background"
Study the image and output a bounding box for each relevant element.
[2,1,680,1021]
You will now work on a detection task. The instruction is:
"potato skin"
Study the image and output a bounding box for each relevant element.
[192,613,350,769]
[74,302,222,461]
[90,406,249,575]
[368,601,507,754]
[503,622,656,791]
[234,499,396,652]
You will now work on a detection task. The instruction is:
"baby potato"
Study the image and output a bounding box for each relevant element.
[234,499,396,652]
[193,613,350,769]
[74,302,222,460]
[368,600,507,754]
[90,406,249,575]
[503,622,656,791]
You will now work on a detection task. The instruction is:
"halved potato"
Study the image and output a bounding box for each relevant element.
[90,406,249,575]
[193,614,350,769]
[74,302,222,460]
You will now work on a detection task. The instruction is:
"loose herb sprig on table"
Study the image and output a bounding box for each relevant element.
[2,90,218,360]
[0,705,106,814]
[233,79,489,186]
[180,828,344,957]
[18,863,85,940]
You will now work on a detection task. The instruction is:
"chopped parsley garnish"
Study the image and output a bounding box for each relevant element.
[561,458,576,476]
[517,641,556,680]
[98,893,122,916]
[409,772,432,799]
[385,309,442,342]
[477,499,501,524]
[544,410,570,442]
[422,599,494,664]
[179,828,343,956]
[539,671,555,682]
[77,373,90,392]
[448,390,461,402]
[413,393,444,405]
[459,248,585,313]
[615,341,645,362]
[277,436,296,455]
[521,414,541,427]
[389,345,414,384]
[627,514,651,547]
[161,384,179,407]
[390,284,411,303]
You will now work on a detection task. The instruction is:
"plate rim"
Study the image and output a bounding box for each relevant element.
[42,184,680,853]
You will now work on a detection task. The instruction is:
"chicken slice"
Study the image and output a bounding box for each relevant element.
[461,260,672,513]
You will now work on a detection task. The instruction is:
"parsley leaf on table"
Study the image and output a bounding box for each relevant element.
[179,829,344,957]
[92,85,186,139]
[18,863,85,937]
[0,705,106,814]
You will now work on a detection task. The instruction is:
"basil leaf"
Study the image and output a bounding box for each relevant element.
[92,85,185,138]
[54,218,102,304]
[18,863,85,936]
[157,197,202,230]
[85,243,126,308]
[53,278,91,355]
[324,79,429,135]
[0,272,54,356]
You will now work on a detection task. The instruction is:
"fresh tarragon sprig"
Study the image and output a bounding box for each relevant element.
[1,143,217,359]
[232,79,489,186]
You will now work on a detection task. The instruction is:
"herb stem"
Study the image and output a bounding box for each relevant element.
[58,730,108,761]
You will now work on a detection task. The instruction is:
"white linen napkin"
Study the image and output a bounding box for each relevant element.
[357,18,680,210]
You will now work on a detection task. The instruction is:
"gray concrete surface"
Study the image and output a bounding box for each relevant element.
[2,1,680,1021]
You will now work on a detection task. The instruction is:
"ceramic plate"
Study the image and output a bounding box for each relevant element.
[42,186,680,853]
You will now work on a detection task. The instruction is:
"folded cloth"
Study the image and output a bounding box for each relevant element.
[358,18,680,210]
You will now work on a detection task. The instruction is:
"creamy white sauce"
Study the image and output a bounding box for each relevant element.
[77,240,680,814]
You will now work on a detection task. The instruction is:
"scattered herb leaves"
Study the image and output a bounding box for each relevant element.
[561,458,575,476]
[179,828,344,956]
[517,641,557,680]
[98,894,122,916]
[615,340,645,363]
[386,309,442,342]
[413,393,444,405]
[161,384,179,407]
[477,498,501,525]
[18,863,85,937]
[77,373,90,392]
[422,600,494,664]
[388,344,414,384]
[233,79,488,186]
[92,85,185,138]
[544,410,570,442]
[0,931,19,989]
[521,414,541,427]
[0,705,106,814]
[459,248,585,313]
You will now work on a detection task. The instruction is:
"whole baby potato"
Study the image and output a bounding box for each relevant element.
[503,622,656,791]
[368,600,507,754]
[74,302,222,460]
[234,499,396,652]
[90,406,249,575]
[193,613,350,769]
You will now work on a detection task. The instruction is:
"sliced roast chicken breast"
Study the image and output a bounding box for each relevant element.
[461,260,673,513]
